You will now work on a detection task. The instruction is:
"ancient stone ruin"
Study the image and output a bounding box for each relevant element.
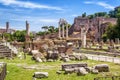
[69,16,117,42]
[60,63,110,76]
[0,44,12,58]
[0,62,7,80]
[33,72,48,79]
[58,18,69,39]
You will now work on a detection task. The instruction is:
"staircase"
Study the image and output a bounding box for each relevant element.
[0,44,12,58]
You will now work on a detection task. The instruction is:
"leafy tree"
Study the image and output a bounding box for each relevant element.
[54,28,58,32]
[48,26,55,33]
[116,7,120,26]
[36,31,45,36]
[94,12,107,17]
[104,17,120,40]
[3,33,13,42]
[109,10,116,17]
[13,30,26,42]
[42,26,48,32]
[108,7,120,18]
[12,30,33,42]
[105,24,117,39]
[88,15,94,19]
[88,12,109,19]
[82,12,86,17]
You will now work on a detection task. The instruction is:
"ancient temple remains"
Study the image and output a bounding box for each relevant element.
[58,18,69,39]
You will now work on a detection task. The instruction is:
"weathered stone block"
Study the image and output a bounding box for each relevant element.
[63,58,70,62]
[77,67,88,76]
[94,64,109,72]
[85,67,92,73]
[61,63,87,70]
[74,55,88,60]
[47,59,54,62]
[91,69,99,74]
[33,72,48,79]
[64,68,74,74]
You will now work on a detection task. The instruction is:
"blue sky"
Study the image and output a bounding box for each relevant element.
[0,0,120,32]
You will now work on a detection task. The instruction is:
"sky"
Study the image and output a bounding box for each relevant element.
[0,0,120,32]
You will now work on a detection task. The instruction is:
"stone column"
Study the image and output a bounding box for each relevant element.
[115,38,119,44]
[96,18,101,42]
[83,33,86,48]
[66,24,68,38]
[59,24,61,38]
[62,24,64,38]
[6,22,9,33]
[26,21,30,36]
[25,20,30,47]
[81,27,86,48]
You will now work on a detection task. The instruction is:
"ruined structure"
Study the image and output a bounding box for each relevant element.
[58,18,69,39]
[0,62,7,80]
[0,22,15,34]
[81,25,88,48]
[25,21,30,41]
[69,16,117,42]
[6,22,9,33]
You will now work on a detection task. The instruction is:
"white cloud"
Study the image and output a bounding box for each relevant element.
[38,19,58,23]
[11,17,58,23]
[97,2,114,10]
[84,1,94,4]
[0,0,64,10]
[84,1,115,10]
[0,26,5,29]
[71,14,78,17]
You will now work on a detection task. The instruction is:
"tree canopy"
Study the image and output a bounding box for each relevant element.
[102,7,120,40]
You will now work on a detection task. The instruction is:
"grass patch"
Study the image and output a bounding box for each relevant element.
[0,55,120,80]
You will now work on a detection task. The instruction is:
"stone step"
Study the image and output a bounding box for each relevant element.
[0,51,11,53]
[0,53,11,55]
[0,47,9,49]
[0,44,12,58]
[0,53,11,57]
[0,48,11,50]
[0,48,10,50]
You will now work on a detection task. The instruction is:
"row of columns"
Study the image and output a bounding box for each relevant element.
[58,18,68,39]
